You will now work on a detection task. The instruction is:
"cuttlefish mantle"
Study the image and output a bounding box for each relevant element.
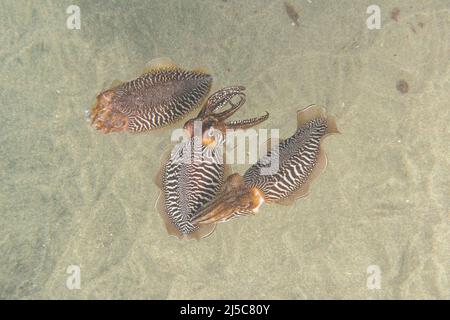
[90,57,213,133]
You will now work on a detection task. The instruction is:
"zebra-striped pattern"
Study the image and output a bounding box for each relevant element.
[112,69,212,132]
[162,137,225,235]
[243,118,328,202]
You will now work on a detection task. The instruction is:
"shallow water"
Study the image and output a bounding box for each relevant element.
[0,0,449,299]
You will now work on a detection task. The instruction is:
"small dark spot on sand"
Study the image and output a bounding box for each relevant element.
[409,23,417,34]
[391,8,400,21]
[418,22,424,28]
[396,80,409,94]
[284,2,300,27]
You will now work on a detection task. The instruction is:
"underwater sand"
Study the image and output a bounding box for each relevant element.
[0,0,449,299]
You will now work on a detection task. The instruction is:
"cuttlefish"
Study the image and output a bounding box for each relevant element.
[154,86,269,240]
[191,105,339,230]
[90,58,212,133]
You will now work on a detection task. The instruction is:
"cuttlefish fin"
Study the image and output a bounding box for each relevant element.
[297,104,340,135]
[110,79,123,88]
[154,190,178,237]
[187,223,217,240]
[142,57,181,74]
[192,66,210,74]
[143,57,210,76]
[274,106,339,206]
[153,147,180,237]
[153,146,174,189]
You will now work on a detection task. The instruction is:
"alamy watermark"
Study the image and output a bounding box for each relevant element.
[366,265,382,290]
[66,265,81,290]
[66,5,81,30]
[366,5,381,30]
[170,121,280,176]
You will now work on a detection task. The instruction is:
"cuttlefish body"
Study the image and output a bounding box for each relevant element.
[155,86,269,240]
[90,58,212,133]
[192,105,339,228]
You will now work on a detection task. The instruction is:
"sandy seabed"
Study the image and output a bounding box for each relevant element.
[0,0,449,299]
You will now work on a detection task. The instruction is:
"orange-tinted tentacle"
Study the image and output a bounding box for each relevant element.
[191,174,265,225]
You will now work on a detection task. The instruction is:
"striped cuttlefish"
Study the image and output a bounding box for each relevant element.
[154,86,269,240]
[190,105,339,235]
[89,58,213,133]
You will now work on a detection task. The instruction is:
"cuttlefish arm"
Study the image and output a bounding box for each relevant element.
[202,86,246,115]
[183,86,270,140]
[225,112,269,131]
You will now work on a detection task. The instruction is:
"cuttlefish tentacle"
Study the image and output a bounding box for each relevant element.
[191,105,339,227]
[225,112,270,131]
[201,85,246,115]
[183,86,269,141]
[209,94,246,121]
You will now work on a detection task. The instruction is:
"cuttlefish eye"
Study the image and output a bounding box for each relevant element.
[183,117,219,138]
[203,126,224,146]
